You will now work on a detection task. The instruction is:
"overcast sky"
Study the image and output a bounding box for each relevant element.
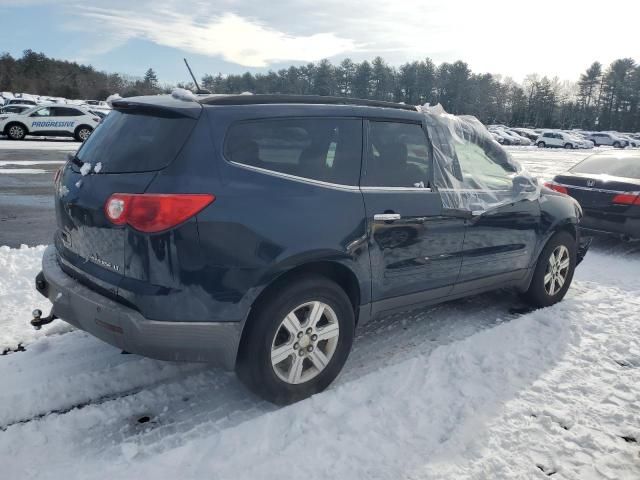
[1,0,639,84]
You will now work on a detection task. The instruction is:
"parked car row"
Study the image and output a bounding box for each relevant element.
[0,92,112,115]
[488,124,640,150]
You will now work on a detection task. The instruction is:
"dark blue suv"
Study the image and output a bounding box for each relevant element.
[35,94,588,404]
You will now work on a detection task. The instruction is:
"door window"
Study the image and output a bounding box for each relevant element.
[453,140,514,191]
[363,121,430,188]
[224,118,362,186]
[53,107,83,117]
[30,107,52,117]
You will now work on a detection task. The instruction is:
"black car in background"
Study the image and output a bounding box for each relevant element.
[546,152,640,240]
[34,94,587,404]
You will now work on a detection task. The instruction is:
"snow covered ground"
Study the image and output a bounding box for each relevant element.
[1,146,639,479]
[0,138,79,151]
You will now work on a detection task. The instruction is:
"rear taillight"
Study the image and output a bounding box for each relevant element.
[544,181,568,195]
[105,193,215,233]
[612,193,640,206]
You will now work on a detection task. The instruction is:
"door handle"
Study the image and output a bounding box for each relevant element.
[374,213,401,221]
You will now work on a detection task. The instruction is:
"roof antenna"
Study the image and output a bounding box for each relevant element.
[183,58,211,94]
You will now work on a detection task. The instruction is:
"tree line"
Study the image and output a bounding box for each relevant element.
[0,50,163,101]
[1,50,639,132]
[202,57,640,132]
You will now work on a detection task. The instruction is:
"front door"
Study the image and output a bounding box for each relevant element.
[361,119,467,316]
[446,137,541,293]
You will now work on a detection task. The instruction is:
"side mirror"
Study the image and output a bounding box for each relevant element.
[513,175,539,195]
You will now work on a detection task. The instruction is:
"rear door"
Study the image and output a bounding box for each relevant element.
[53,106,86,132]
[361,119,466,314]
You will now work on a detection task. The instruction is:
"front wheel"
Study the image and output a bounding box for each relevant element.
[613,141,621,148]
[564,143,574,149]
[7,124,26,140]
[537,141,546,148]
[236,275,355,405]
[523,231,576,308]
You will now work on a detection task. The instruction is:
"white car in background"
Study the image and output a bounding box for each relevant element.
[6,98,38,107]
[585,132,628,148]
[618,134,640,148]
[83,100,111,109]
[536,131,584,149]
[0,104,101,141]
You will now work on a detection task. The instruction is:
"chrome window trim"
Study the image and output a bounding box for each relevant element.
[229,161,361,191]
[229,161,436,193]
[360,186,433,192]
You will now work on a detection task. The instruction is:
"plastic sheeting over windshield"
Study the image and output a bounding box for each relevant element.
[417,104,540,215]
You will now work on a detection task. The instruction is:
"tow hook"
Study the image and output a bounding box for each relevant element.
[31,309,58,330]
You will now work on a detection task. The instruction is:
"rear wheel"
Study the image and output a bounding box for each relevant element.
[7,123,26,140]
[236,274,355,404]
[523,231,576,308]
[564,143,574,149]
[537,141,546,148]
[75,126,93,142]
[613,141,621,148]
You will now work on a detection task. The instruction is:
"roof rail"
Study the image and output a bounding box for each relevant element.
[198,94,417,111]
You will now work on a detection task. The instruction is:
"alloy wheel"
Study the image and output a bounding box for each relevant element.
[544,245,570,296]
[79,128,91,141]
[270,301,340,385]
[9,125,24,139]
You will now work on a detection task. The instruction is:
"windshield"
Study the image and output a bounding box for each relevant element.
[570,153,640,179]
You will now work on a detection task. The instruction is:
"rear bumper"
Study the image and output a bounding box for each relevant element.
[37,245,241,369]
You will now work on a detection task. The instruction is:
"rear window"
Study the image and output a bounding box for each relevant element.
[570,154,640,179]
[76,109,197,173]
[224,117,362,185]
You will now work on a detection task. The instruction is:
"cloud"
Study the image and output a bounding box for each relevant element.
[6,0,640,80]
[75,7,356,67]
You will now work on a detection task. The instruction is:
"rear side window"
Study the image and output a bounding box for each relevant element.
[224,118,362,185]
[54,107,83,117]
[76,110,197,173]
[570,154,640,179]
[363,121,430,188]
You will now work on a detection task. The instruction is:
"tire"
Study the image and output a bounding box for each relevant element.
[537,141,546,148]
[75,126,93,142]
[613,141,621,148]
[7,123,26,140]
[236,274,355,405]
[564,143,574,149]
[523,231,577,308]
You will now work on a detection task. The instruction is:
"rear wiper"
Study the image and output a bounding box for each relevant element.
[66,152,84,168]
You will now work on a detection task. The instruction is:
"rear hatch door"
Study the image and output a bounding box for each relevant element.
[54,97,201,291]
